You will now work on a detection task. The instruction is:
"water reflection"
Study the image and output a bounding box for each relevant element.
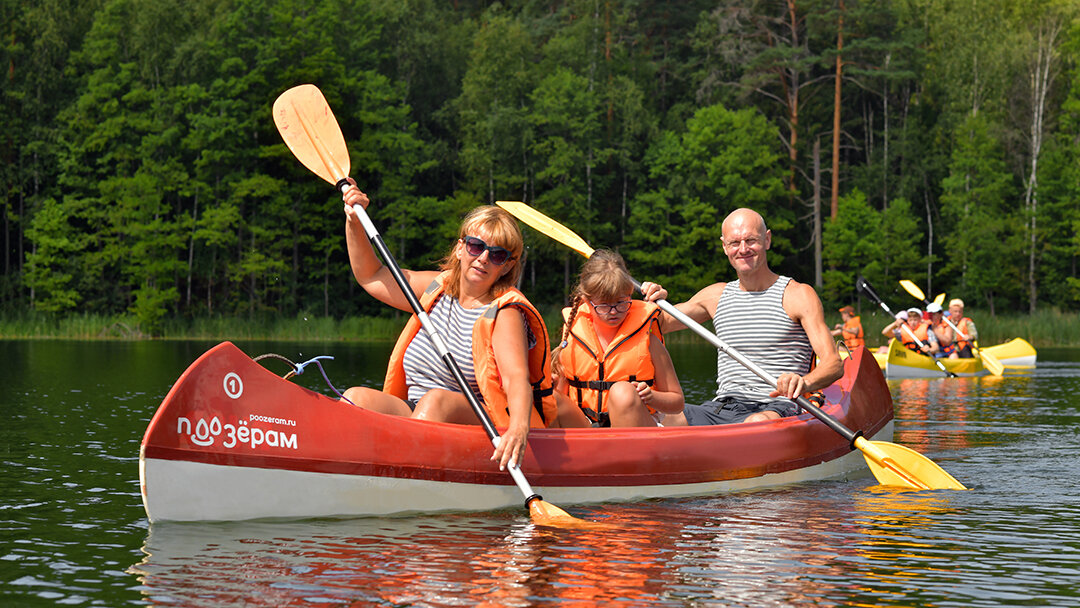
[5,341,1080,607]
[129,510,682,607]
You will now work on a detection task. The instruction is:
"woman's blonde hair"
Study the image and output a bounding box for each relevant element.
[551,250,633,378]
[438,205,525,299]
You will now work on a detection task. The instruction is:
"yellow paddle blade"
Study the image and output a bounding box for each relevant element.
[933,292,946,306]
[528,499,614,529]
[978,349,1005,376]
[854,436,967,490]
[273,84,351,185]
[495,201,595,259]
[899,279,926,302]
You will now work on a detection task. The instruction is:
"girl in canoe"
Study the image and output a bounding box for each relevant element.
[339,180,556,470]
[551,250,684,427]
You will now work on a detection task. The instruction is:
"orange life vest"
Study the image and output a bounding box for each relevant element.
[557,300,662,424]
[383,273,557,428]
[953,317,974,352]
[841,316,864,350]
[932,319,954,347]
[898,321,930,351]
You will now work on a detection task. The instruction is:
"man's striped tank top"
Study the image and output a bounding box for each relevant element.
[712,276,812,402]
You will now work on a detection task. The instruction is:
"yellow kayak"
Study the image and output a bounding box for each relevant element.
[872,338,1037,378]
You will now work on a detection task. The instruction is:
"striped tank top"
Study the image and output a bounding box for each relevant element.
[712,276,812,402]
[403,294,487,403]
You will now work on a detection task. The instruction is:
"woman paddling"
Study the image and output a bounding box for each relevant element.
[551,250,684,427]
[339,180,556,470]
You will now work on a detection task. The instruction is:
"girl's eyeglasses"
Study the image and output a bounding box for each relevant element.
[462,236,513,266]
[590,300,632,315]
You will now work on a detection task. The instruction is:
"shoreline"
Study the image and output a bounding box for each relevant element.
[2,309,1079,348]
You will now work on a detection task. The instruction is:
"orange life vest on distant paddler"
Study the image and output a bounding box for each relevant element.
[841,316,864,350]
[898,321,930,351]
[383,272,557,428]
[953,317,975,352]
[558,300,662,424]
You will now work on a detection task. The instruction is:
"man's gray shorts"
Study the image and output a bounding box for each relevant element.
[683,396,798,425]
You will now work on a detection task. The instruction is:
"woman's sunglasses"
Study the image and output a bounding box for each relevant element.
[462,236,513,266]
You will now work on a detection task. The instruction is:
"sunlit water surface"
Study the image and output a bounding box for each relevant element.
[2,340,1078,606]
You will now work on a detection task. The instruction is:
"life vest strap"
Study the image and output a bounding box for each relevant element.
[566,377,654,391]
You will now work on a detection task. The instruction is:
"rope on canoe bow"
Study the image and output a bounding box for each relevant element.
[253,353,355,405]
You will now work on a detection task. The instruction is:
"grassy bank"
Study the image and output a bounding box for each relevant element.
[2,308,1078,348]
[0,312,407,342]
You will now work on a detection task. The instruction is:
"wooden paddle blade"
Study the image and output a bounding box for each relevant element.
[273,84,351,185]
[854,437,967,490]
[899,279,926,302]
[496,201,596,259]
[528,499,614,529]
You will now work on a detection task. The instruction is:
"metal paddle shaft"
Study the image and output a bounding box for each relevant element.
[345,197,541,505]
[272,85,578,517]
[856,278,957,378]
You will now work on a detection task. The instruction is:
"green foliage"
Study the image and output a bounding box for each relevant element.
[938,113,1020,309]
[822,190,882,302]
[3,0,1080,330]
[627,103,786,301]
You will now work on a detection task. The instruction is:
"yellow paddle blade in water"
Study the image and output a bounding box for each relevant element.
[496,201,595,259]
[854,437,967,490]
[529,499,614,529]
[977,348,1005,376]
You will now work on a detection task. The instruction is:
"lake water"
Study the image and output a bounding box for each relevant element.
[2,339,1079,607]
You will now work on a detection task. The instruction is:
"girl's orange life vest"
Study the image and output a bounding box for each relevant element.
[557,300,662,423]
[841,316,864,350]
[898,320,930,350]
[383,273,557,428]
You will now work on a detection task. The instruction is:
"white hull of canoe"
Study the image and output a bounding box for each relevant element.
[141,420,893,522]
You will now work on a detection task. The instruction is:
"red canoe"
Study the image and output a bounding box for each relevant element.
[139,342,893,522]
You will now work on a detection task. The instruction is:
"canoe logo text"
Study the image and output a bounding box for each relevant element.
[176,415,298,450]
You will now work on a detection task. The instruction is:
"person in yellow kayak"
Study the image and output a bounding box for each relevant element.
[926,302,955,359]
[550,250,684,427]
[338,182,556,470]
[887,306,940,355]
[831,305,864,351]
[640,208,843,425]
[947,298,979,358]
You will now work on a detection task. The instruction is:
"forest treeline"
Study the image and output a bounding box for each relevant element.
[3,0,1080,334]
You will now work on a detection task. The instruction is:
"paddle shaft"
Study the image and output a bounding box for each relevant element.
[344,194,541,505]
[857,280,956,377]
[629,279,861,446]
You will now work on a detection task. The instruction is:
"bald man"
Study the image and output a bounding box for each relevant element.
[643,208,843,425]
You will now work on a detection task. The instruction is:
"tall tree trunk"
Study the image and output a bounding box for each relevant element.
[882,53,890,207]
[785,0,801,196]
[831,0,843,219]
[813,137,822,289]
[1023,19,1060,314]
[924,187,934,296]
